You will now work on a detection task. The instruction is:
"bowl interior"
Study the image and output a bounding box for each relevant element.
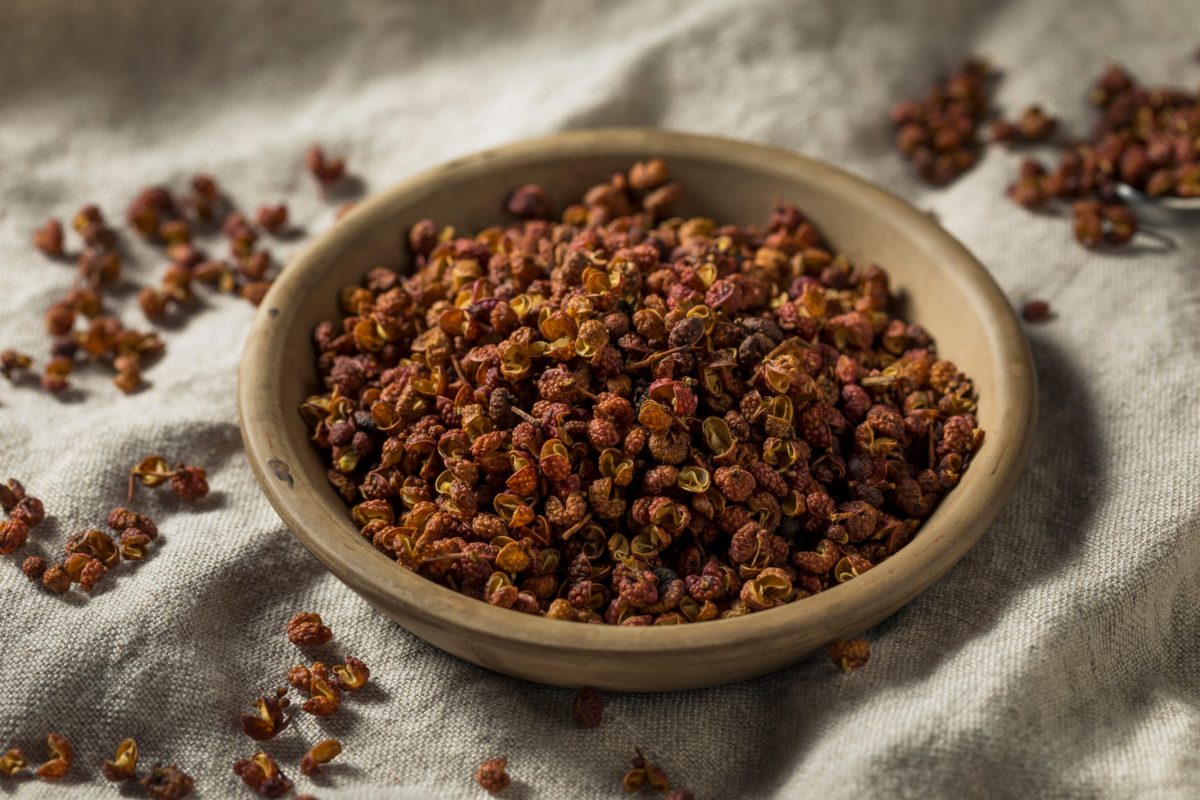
[239,129,1035,691]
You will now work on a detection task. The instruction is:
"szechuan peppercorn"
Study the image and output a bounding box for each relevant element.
[304,161,984,626]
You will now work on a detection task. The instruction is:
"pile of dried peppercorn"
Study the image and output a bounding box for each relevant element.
[303,160,983,625]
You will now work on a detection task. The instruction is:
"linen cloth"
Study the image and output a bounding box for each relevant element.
[2,1,1199,797]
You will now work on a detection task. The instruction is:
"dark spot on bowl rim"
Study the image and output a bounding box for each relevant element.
[267,458,294,488]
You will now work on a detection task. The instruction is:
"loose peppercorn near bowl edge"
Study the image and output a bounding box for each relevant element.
[238,129,1036,692]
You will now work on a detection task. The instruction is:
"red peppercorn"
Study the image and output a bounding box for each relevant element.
[475,757,511,794]
[33,219,65,257]
[1021,299,1051,322]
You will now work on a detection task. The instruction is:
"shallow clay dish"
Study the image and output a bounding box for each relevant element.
[239,129,1036,691]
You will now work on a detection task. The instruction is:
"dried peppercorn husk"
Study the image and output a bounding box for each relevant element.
[306,145,347,187]
[42,564,71,594]
[22,555,46,580]
[0,519,28,555]
[0,478,25,512]
[108,506,158,538]
[42,355,72,393]
[623,749,670,793]
[118,529,153,560]
[241,696,290,741]
[828,638,871,672]
[233,751,292,798]
[100,737,138,781]
[300,664,342,717]
[34,733,72,780]
[33,219,65,257]
[0,747,26,777]
[475,756,511,794]
[572,686,604,728]
[990,104,1058,144]
[287,612,333,647]
[330,655,370,691]
[128,456,209,502]
[0,350,33,379]
[665,790,696,800]
[1021,299,1051,322]
[299,738,342,777]
[141,764,194,799]
[287,664,312,691]
[12,495,45,528]
[304,162,984,626]
[65,529,119,568]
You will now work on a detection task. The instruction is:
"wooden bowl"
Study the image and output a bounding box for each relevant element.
[238,129,1036,691]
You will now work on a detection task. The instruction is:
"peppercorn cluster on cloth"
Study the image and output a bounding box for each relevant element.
[3,1,1200,798]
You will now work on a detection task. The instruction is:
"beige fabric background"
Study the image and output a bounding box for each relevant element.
[2,1,1199,797]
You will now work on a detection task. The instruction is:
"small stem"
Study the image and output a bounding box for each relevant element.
[512,407,541,426]
[418,552,469,564]
[560,513,594,540]
[626,346,689,370]
[449,355,469,386]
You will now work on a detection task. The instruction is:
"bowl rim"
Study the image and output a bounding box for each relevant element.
[238,128,1036,664]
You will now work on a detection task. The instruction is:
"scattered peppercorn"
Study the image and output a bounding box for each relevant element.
[287,664,312,692]
[0,350,33,380]
[0,520,29,555]
[255,203,289,234]
[35,282,164,393]
[286,611,333,647]
[234,751,292,798]
[65,528,119,568]
[989,105,1057,144]
[78,557,108,592]
[34,733,72,780]
[33,219,66,258]
[72,204,121,288]
[330,655,370,692]
[241,696,290,741]
[1021,299,1051,322]
[306,145,347,188]
[100,737,139,782]
[170,465,209,501]
[118,529,153,560]
[108,506,159,538]
[20,555,45,581]
[113,354,142,394]
[128,456,209,502]
[299,739,342,777]
[622,749,670,793]
[506,185,555,219]
[305,162,983,625]
[1003,60,1199,247]
[572,687,604,728]
[141,764,194,799]
[890,58,995,185]
[0,747,26,777]
[828,638,871,672]
[42,355,72,393]
[300,662,342,717]
[475,756,511,794]
[41,564,71,594]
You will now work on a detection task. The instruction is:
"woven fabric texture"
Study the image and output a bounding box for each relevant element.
[1,1,1198,797]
